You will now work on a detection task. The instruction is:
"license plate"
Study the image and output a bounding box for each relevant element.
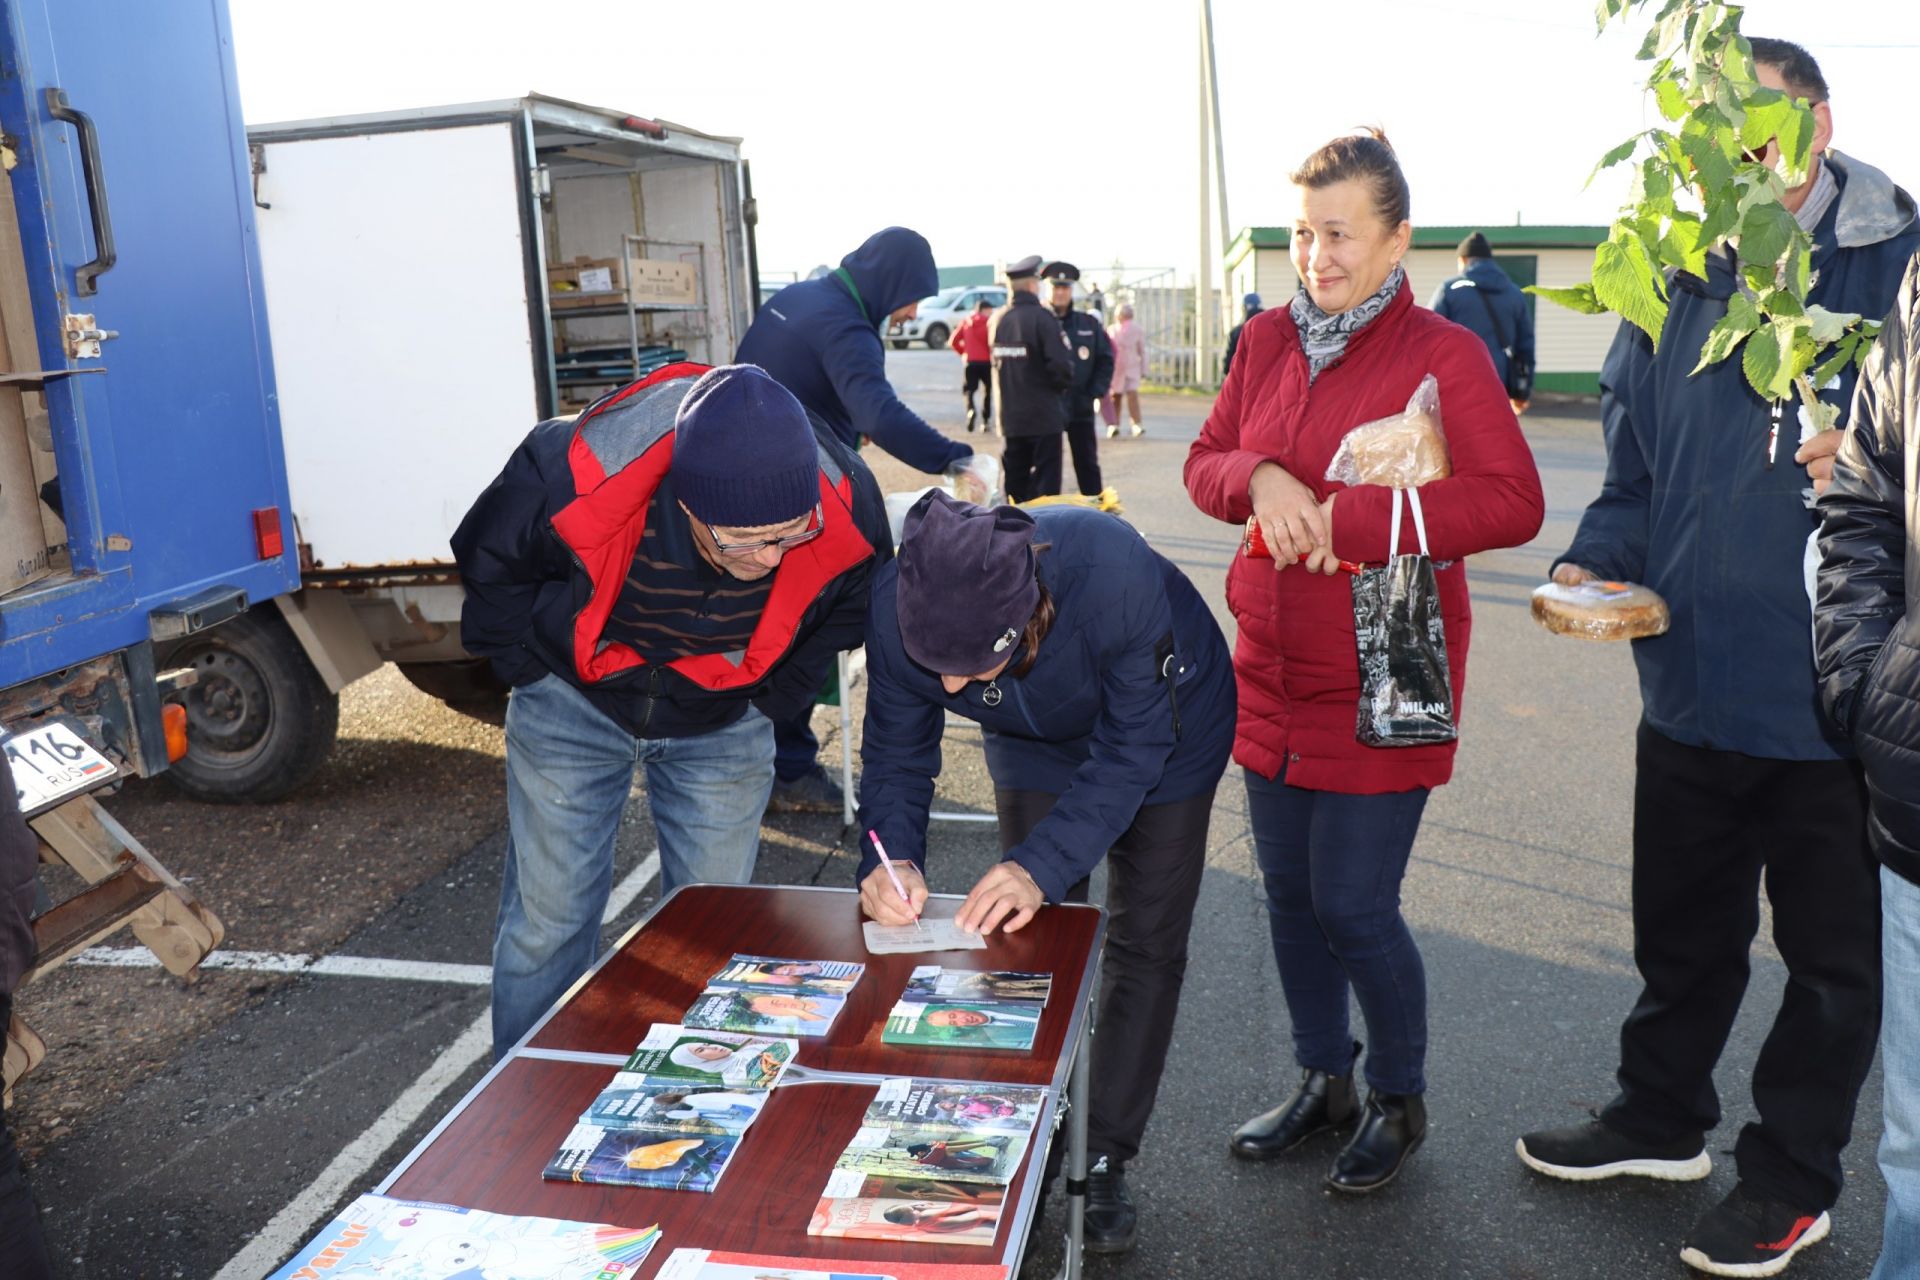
[4,720,118,815]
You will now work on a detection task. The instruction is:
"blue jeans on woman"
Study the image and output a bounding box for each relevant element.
[1875,865,1920,1280]
[491,673,774,1060]
[1245,765,1431,1096]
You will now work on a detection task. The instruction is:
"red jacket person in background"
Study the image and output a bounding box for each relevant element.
[950,298,994,433]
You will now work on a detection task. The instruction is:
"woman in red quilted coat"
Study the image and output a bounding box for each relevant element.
[1184,129,1543,1193]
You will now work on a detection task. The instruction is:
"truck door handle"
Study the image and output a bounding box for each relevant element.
[44,88,116,297]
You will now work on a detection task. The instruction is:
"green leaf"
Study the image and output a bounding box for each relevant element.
[1691,292,1762,373]
[1804,305,1861,346]
[1638,156,1677,216]
[1810,334,1858,389]
[1738,90,1794,152]
[1756,288,1805,318]
[1741,317,1799,401]
[1774,102,1813,184]
[1587,132,1644,188]
[1735,201,1797,273]
[1654,77,1691,121]
[1527,282,1609,315]
[1720,33,1754,88]
[1593,233,1669,343]
[1529,282,1607,316]
[1660,212,1708,276]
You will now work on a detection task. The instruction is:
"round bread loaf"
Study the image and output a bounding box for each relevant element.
[1346,410,1451,488]
[1531,580,1670,641]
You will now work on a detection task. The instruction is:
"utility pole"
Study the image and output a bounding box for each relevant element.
[1196,0,1229,388]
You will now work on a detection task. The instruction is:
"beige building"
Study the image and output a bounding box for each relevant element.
[1224,225,1617,394]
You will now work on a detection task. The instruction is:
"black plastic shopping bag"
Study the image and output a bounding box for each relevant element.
[1351,487,1457,747]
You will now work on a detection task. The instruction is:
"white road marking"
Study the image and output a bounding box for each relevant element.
[70,948,493,986]
[209,848,660,1280]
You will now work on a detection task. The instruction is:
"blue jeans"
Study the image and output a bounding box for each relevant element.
[1245,766,1431,1095]
[1875,865,1920,1280]
[491,673,773,1059]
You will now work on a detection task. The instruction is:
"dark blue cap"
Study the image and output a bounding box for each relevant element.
[671,365,818,528]
[896,492,1040,675]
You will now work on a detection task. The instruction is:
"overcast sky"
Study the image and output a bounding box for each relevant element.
[228,0,1920,285]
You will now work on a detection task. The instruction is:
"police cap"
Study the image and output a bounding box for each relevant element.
[1005,254,1045,280]
[1042,260,1081,285]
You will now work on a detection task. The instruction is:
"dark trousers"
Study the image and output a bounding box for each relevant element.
[1602,721,1881,1210]
[1064,412,1102,496]
[998,786,1214,1164]
[772,707,818,784]
[1245,765,1432,1095]
[1001,434,1063,504]
[962,361,992,431]
[0,997,52,1280]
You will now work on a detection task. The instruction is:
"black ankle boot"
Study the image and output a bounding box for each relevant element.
[1326,1090,1426,1193]
[1083,1154,1136,1254]
[1230,1041,1361,1160]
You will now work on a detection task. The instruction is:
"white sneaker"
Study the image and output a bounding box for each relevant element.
[1105,424,1119,439]
[1130,423,1145,438]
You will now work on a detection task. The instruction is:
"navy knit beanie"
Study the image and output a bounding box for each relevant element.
[672,364,819,528]
[896,491,1040,675]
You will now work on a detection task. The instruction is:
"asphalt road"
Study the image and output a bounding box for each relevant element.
[19,348,1889,1279]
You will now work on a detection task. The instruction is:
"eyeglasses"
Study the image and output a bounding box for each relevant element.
[707,504,824,556]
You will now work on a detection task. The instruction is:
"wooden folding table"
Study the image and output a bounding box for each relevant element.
[376,884,1106,1278]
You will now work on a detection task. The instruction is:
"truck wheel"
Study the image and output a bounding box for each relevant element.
[159,610,339,803]
[922,324,949,349]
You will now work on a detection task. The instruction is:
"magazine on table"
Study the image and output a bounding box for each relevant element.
[656,1246,1008,1279]
[683,985,849,1038]
[863,1076,1047,1135]
[265,1193,659,1279]
[833,1122,1030,1185]
[542,1124,741,1192]
[621,1022,797,1090]
[808,1167,1010,1248]
[900,967,1052,1006]
[705,954,866,997]
[581,1078,768,1135]
[882,998,1041,1052]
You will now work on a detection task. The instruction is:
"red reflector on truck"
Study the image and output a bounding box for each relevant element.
[253,507,284,559]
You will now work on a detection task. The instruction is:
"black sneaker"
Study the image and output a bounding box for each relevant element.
[1515,1117,1710,1182]
[1679,1183,1831,1277]
[1084,1154,1136,1255]
[765,766,845,815]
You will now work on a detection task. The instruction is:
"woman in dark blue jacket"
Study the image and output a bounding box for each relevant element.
[855,491,1234,1255]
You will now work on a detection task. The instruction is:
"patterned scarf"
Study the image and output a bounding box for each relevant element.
[1290,264,1406,383]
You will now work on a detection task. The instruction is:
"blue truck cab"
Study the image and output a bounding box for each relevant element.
[0,0,300,801]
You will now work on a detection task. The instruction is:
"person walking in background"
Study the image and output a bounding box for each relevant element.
[1045,261,1114,498]
[1813,251,1920,1280]
[1106,303,1148,439]
[1430,232,1536,415]
[1085,280,1106,321]
[949,297,995,433]
[991,255,1075,502]
[736,226,980,814]
[1515,38,1918,1277]
[1223,292,1263,378]
[1185,127,1543,1196]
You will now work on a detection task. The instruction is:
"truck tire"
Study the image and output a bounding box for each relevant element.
[159,609,339,803]
[396,658,509,727]
[922,323,949,350]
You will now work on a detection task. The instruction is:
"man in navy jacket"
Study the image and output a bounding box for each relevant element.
[1429,232,1535,413]
[453,364,890,1058]
[738,227,976,812]
[1517,39,1920,1277]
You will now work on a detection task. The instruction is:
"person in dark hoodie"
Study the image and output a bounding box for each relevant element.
[0,783,53,1278]
[1429,233,1535,414]
[855,492,1235,1254]
[452,363,890,1059]
[738,227,981,813]
[1222,292,1262,377]
[1516,39,1920,1278]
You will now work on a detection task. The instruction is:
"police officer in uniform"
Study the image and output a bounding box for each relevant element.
[1043,261,1115,498]
[990,254,1075,502]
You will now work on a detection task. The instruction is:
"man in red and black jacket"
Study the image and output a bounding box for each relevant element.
[452,363,891,1059]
